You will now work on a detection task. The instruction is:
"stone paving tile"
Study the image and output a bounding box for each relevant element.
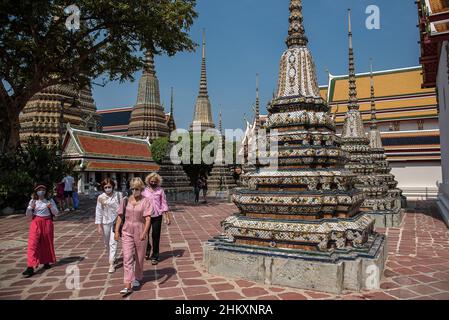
[0,197,448,300]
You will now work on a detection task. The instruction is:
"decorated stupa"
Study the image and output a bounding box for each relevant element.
[367,62,404,227]
[157,88,193,201]
[340,11,399,228]
[127,51,170,141]
[190,30,215,132]
[204,1,387,294]
[19,85,86,147]
[208,112,238,197]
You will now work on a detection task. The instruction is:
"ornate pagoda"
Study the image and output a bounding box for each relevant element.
[190,30,215,132]
[19,85,88,147]
[157,88,193,201]
[127,51,170,141]
[204,1,387,294]
[367,62,404,227]
[208,112,238,197]
[340,11,399,228]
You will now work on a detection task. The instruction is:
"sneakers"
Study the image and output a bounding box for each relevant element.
[120,287,132,295]
[108,264,115,273]
[151,259,158,265]
[132,280,140,288]
[64,208,70,212]
[22,267,34,277]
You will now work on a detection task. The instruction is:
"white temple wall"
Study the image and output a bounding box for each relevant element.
[390,161,442,200]
[436,41,449,226]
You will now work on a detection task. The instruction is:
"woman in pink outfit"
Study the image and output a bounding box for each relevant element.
[114,177,151,296]
[142,173,171,265]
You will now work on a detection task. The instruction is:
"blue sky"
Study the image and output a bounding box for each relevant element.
[93,0,420,131]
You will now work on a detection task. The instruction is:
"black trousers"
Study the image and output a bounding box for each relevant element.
[194,190,200,203]
[146,215,162,259]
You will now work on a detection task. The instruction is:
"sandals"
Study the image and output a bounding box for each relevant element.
[120,287,133,295]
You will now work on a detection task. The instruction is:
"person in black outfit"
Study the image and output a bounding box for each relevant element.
[194,178,202,204]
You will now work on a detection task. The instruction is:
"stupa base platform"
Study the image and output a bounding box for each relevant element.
[203,234,387,294]
[365,208,405,228]
[164,189,193,202]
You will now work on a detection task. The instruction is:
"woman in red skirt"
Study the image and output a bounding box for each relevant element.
[22,184,59,278]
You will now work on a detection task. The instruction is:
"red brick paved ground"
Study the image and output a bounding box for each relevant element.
[0,197,448,300]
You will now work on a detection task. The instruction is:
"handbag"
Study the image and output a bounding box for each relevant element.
[114,194,128,237]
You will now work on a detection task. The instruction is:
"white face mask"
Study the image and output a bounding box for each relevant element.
[37,191,46,197]
[104,187,113,194]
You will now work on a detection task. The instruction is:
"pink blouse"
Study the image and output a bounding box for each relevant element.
[118,197,152,234]
[142,187,169,218]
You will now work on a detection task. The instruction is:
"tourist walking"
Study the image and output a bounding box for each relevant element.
[62,173,75,211]
[121,177,127,194]
[95,178,123,273]
[88,178,97,200]
[143,173,171,265]
[22,184,59,278]
[201,176,208,203]
[55,180,65,211]
[114,177,152,296]
[194,177,202,204]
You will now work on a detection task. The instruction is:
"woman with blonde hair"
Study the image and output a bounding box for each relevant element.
[114,177,152,296]
[95,178,123,274]
[142,172,171,265]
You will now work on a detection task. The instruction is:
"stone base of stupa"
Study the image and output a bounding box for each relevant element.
[164,188,193,202]
[203,234,387,294]
[366,209,405,228]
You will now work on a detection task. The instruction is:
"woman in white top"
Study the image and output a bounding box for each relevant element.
[95,178,123,273]
[22,184,59,278]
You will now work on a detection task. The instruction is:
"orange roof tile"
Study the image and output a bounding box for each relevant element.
[78,136,152,158]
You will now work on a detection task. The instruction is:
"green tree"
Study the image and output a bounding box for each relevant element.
[0,136,78,211]
[150,137,170,164]
[0,0,198,154]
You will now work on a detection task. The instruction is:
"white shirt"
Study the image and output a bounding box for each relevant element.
[26,199,59,218]
[95,191,122,225]
[63,175,75,192]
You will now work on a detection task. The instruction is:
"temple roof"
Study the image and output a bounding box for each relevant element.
[63,124,155,160]
[417,0,449,87]
[319,66,437,124]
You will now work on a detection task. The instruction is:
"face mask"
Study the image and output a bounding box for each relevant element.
[150,183,157,187]
[37,191,46,197]
[132,189,141,195]
[104,187,113,194]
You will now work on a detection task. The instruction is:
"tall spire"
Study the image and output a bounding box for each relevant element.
[191,29,215,131]
[199,28,208,97]
[255,73,261,130]
[370,59,377,129]
[144,51,156,76]
[286,0,308,48]
[218,110,223,135]
[170,86,174,115]
[348,9,359,110]
[128,50,169,140]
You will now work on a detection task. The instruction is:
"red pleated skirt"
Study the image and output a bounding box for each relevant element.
[27,216,56,267]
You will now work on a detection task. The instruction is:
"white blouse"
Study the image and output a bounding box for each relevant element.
[95,192,123,225]
[26,199,59,218]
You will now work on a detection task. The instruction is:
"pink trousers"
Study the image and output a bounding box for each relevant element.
[27,216,56,267]
[122,223,147,284]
